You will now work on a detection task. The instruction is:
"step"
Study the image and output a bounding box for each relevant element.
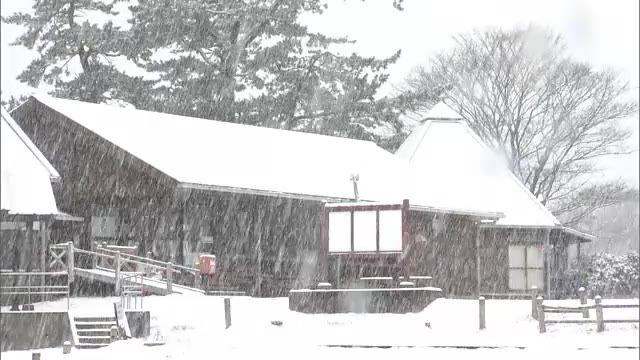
[76,344,108,349]
[78,336,111,344]
[77,329,111,337]
[74,317,116,323]
[75,322,117,330]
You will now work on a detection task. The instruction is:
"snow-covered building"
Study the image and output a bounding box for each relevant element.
[9,96,592,298]
[1,107,77,271]
[11,96,504,296]
[396,102,594,298]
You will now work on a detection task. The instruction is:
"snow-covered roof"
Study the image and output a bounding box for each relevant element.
[1,107,60,215]
[396,103,561,227]
[31,95,411,203]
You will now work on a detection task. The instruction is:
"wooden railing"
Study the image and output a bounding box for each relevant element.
[0,271,71,310]
[536,295,640,333]
[49,242,200,294]
[120,272,144,310]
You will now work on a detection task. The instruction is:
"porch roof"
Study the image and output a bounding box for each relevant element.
[1,107,60,216]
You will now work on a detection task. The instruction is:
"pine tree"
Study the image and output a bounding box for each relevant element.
[2,0,150,105]
[127,0,404,140]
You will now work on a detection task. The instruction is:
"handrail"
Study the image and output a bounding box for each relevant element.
[0,271,68,276]
[94,246,198,273]
[601,304,639,309]
[0,271,70,310]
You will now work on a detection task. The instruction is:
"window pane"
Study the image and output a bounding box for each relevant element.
[527,269,545,290]
[353,211,377,252]
[329,212,351,252]
[379,210,402,251]
[527,246,544,268]
[509,269,526,290]
[508,246,525,267]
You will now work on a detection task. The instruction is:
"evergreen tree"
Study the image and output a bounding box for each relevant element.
[127,0,404,140]
[2,0,150,105]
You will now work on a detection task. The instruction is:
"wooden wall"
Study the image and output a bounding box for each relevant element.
[408,212,479,297]
[12,101,324,296]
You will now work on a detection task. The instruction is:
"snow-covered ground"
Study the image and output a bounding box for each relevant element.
[2,295,639,359]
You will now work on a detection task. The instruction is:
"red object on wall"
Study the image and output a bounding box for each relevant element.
[199,255,216,275]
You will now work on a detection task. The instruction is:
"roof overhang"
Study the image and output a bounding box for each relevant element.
[1,211,84,222]
[478,223,595,243]
[561,227,596,243]
[54,212,85,222]
[409,204,504,219]
[177,182,350,203]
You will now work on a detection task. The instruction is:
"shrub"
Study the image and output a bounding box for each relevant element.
[557,252,639,298]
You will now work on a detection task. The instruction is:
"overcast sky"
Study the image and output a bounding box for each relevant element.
[1,0,638,186]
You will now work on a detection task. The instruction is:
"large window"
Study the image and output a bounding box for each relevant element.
[508,245,544,290]
[328,209,403,253]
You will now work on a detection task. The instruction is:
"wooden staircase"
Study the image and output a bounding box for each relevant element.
[70,315,116,349]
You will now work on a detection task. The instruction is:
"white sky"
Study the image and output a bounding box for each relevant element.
[1,0,638,186]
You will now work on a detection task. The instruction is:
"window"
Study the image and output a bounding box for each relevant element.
[378,210,402,251]
[508,245,544,290]
[328,212,351,252]
[91,216,117,238]
[567,243,578,268]
[353,211,377,251]
[328,209,403,253]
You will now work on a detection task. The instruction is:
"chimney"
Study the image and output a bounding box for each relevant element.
[350,174,360,201]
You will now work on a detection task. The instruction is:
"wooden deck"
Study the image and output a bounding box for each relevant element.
[74,268,205,296]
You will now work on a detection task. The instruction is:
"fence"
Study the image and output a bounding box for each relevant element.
[0,271,71,310]
[536,295,639,333]
[531,286,589,320]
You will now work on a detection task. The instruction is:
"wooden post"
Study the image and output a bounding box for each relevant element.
[115,251,121,294]
[224,297,231,329]
[92,241,98,269]
[146,251,152,277]
[67,242,75,283]
[544,230,551,299]
[475,226,482,297]
[537,296,545,333]
[401,199,411,278]
[40,221,47,275]
[110,325,119,342]
[478,296,486,330]
[319,204,329,281]
[166,262,173,293]
[595,295,604,332]
[194,271,201,289]
[25,219,34,271]
[256,233,262,297]
[578,286,589,318]
[531,286,539,319]
[62,340,72,354]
